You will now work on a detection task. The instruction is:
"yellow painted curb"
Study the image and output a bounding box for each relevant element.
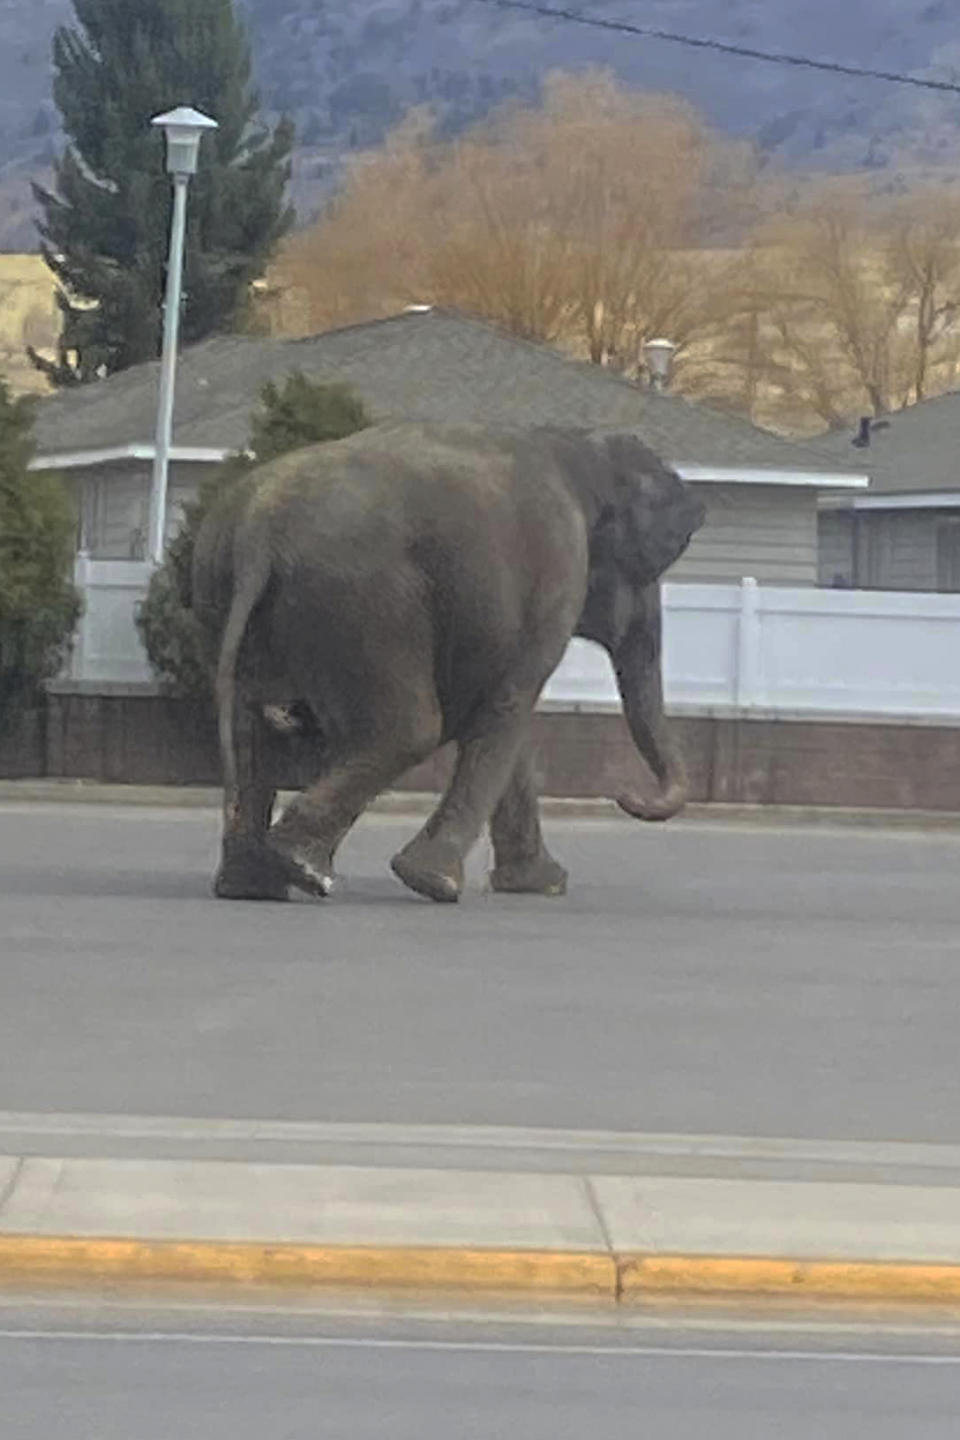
[4,1237,960,1306]
[620,1254,960,1304]
[0,1237,615,1297]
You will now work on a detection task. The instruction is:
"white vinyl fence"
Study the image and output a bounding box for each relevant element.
[543,578,960,719]
[64,562,960,719]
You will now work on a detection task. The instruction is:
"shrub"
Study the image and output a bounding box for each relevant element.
[0,383,81,725]
[137,375,369,699]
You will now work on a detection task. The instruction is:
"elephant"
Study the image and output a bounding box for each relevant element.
[192,420,704,904]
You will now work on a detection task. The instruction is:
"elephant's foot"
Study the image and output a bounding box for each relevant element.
[265,833,335,899]
[214,835,291,902]
[266,803,336,899]
[390,836,464,903]
[490,850,568,896]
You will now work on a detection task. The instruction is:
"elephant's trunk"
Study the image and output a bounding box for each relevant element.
[610,587,688,823]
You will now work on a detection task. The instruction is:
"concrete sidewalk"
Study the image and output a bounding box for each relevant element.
[2,778,960,829]
[4,1118,960,1304]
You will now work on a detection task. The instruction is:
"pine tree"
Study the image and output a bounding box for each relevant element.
[33,0,295,386]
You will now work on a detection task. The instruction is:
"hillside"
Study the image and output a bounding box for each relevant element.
[2,0,960,249]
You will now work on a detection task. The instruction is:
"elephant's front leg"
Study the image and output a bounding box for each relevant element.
[488,743,567,896]
[266,680,446,900]
[214,707,288,901]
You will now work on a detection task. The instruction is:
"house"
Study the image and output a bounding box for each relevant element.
[32,308,866,585]
[23,308,960,814]
[816,397,960,592]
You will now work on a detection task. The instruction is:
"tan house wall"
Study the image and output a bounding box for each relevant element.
[0,254,58,395]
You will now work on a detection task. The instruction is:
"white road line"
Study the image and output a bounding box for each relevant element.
[1,1330,960,1364]
[7,1293,960,1343]
[2,1111,959,1174]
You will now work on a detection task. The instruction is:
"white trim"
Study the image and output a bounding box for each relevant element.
[678,464,869,490]
[820,490,960,513]
[31,446,871,491]
[30,444,232,472]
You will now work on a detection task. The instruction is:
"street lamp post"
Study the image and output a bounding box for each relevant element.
[146,105,218,566]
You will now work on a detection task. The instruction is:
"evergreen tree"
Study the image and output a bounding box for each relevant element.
[0,385,81,723]
[251,375,370,462]
[33,0,295,386]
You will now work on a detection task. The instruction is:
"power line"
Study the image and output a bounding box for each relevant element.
[467,0,960,95]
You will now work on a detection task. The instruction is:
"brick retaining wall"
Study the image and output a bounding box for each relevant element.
[1,690,958,812]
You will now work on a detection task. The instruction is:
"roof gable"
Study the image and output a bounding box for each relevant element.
[33,307,860,477]
[814,391,960,495]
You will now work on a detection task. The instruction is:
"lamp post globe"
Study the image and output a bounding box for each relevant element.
[152,105,218,177]
[643,337,677,392]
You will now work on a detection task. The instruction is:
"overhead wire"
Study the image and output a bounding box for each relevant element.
[467,0,960,95]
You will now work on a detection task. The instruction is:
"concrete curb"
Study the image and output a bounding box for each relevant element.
[4,1237,960,1306]
[5,1147,960,1306]
[1,779,959,829]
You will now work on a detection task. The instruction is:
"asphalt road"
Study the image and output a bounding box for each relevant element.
[4,1303,960,1439]
[1,802,959,1141]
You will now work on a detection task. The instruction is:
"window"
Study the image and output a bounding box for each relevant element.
[81,472,149,559]
[936,517,960,592]
[817,511,855,587]
[855,511,938,592]
[858,513,898,588]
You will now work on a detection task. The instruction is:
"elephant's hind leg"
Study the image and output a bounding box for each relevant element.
[488,743,567,896]
[215,708,288,901]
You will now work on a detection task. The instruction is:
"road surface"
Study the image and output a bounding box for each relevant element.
[1,802,958,1141]
[3,1301,960,1439]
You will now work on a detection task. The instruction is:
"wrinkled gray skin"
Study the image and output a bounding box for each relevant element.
[192,421,704,903]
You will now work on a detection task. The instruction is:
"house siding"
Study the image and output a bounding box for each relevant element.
[68,465,143,559]
[70,463,149,559]
[69,462,207,559]
[102,473,148,557]
[68,467,821,585]
[670,483,818,586]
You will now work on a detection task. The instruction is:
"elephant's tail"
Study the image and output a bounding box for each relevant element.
[216,540,272,806]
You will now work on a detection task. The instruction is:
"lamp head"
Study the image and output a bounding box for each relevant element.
[152,106,218,177]
[643,337,677,391]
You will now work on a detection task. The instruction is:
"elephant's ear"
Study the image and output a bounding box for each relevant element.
[594,432,705,585]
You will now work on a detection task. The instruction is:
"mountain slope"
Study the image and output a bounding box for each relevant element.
[2,0,960,250]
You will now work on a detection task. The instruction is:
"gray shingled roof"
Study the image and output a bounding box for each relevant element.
[814,393,960,495]
[34,307,858,476]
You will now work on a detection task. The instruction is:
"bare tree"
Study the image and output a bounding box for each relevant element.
[267,72,757,377]
[271,109,436,335]
[418,121,574,344]
[730,183,960,431]
[889,192,960,405]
